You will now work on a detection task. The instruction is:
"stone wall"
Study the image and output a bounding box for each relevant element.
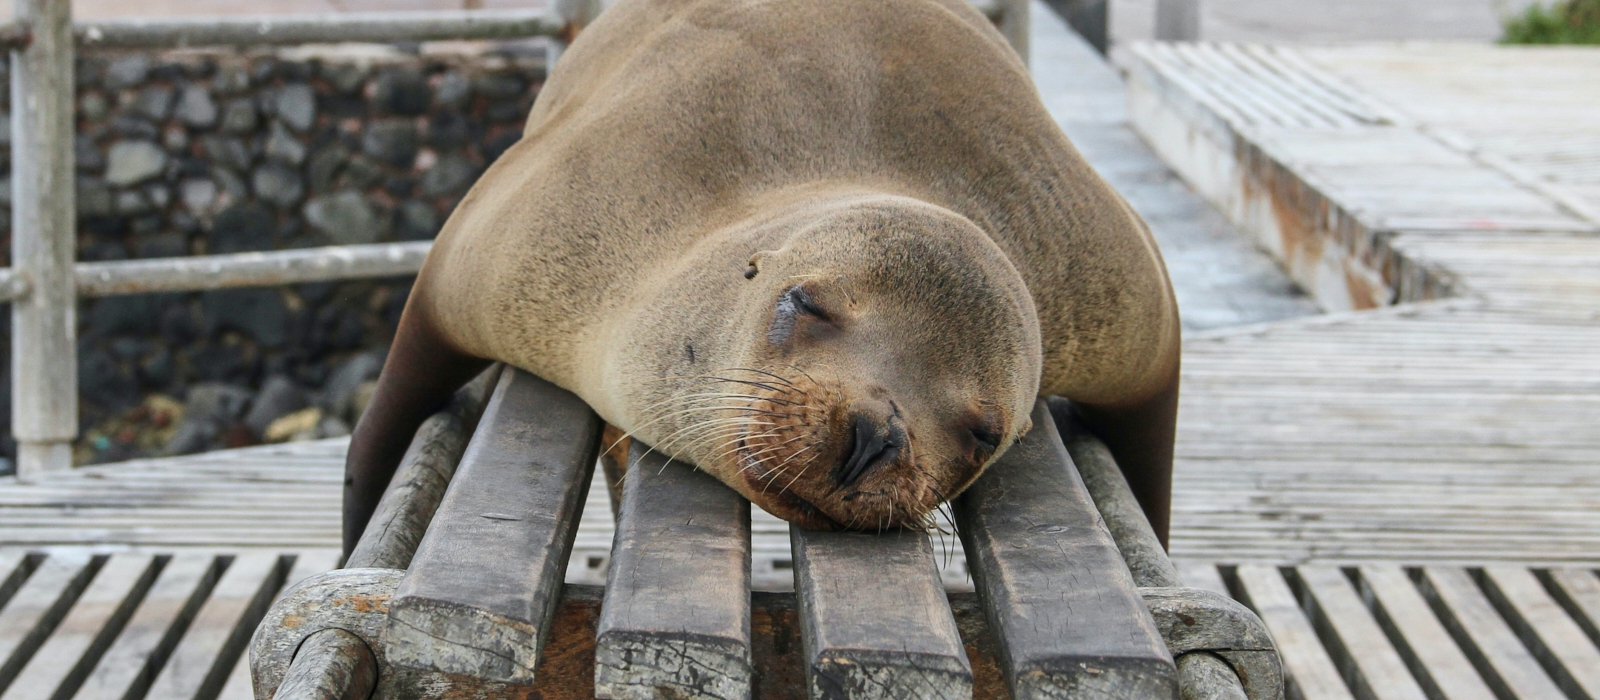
[0,44,548,472]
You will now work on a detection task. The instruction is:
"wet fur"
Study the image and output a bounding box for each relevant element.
[344,0,1180,554]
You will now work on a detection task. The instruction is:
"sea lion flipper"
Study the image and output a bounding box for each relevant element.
[1050,369,1180,550]
[342,308,490,557]
[599,423,631,519]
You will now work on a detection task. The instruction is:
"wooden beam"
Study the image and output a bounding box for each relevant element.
[347,365,501,571]
[1051,398,1178,589]
[269,629,375,700]
[791,527,971,699]
[10,0,77,478]
[594,445,752,700]
[385,368,603,684]
[955,400,1177,698]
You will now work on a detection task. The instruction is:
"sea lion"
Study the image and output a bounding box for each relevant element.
[343,0,1181,555]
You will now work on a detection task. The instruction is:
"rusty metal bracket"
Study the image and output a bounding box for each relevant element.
[1141,586,1284,700]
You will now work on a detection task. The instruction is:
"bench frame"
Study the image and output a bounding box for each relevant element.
[250,365,1279,700]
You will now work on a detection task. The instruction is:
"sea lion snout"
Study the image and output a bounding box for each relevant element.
[833,406,907,487]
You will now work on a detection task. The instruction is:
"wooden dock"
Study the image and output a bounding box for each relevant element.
[3,34,1600,700]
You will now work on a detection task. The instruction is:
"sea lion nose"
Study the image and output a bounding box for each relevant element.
[834,411,904,487]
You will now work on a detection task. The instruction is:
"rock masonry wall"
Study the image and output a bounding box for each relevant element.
[0,44,548,471]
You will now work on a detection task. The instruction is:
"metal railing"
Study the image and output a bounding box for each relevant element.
[5,0,1029,480]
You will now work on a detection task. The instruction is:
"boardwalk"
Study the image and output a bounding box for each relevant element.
[1123,36,1600,698]
[4,11,1600,700]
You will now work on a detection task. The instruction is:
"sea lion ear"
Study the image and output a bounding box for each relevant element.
[1017,414,1033,438]
[745,250,778,279]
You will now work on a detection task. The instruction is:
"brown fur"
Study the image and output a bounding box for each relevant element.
[344,0,1180,554]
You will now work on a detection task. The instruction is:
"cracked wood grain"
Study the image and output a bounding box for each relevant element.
[595,445,752,700]
[385,368,603,684]
[954,400,1177,699]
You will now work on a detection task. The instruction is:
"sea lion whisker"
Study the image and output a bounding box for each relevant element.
[677,425,789,458]
[741,434,808,461]
[717,367,803,389]
[637,417,777,463]
[778,363,822,387]
[604,392,758,446]
[759,446,815,493]
[779,453,822,493]
[699,377,804,397]
[603,397,771,454]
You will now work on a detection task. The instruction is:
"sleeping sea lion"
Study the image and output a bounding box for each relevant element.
[343,0,1181,555]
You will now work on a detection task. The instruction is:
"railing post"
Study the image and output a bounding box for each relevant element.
[1050,0,1109,55]
[998,0,1030,67]
[11,0,77,478]
[1154,0,1199,41]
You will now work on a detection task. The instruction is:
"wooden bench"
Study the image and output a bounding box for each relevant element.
[249,366,1282,699]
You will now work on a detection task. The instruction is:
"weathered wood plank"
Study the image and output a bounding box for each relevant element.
[595,445,752,700]
[1416,567,1564,699]
[791,527,970,700]
[143,552,283,700]
[0,552,35,609]
[73,552,221,700]
[1547,568,1600,647]
[0,554,159,700]
[1478,566,1600,698]
[348,366,500,571]
[1233,565,1352,700]
[1052,398,1178,589]
[954,400,1176,699]
[386,368,603,684]
[0,553,99,692]
[1293,566,1426,700]
[1351,565,1496,700]
[1175,562,1231,598]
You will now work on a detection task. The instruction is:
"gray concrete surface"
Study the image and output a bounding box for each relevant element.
[1033,1,1320,331]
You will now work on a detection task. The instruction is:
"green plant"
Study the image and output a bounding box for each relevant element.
[1501,0,1600,44]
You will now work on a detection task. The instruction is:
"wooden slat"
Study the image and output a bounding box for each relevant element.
[955,400,1175,698]
[1417,567,1564,699]
[791,528,971,700]
[1293,566,1427,700]
[0,553,100,693]
[1352,565,1496,700]
[386,368,602,683]
[1233,564,1352,700]
[1175,561,1231,598]
[595,447,752,700]
[1,554,160,700]
[73,553,221,700]
[1479,566,1600,698]
[1547,568,1600,647]
[143,552,284,700]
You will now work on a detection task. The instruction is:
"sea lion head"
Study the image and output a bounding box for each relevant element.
[609,192,1041,530]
